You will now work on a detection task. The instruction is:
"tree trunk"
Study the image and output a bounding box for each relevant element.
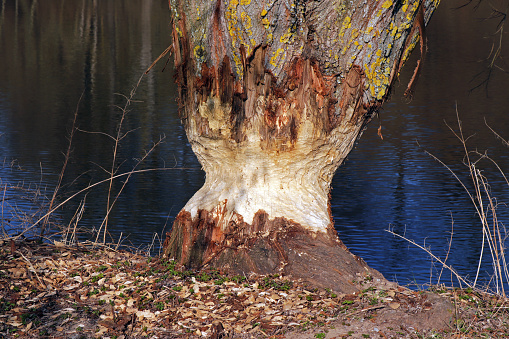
[163,0,439,292]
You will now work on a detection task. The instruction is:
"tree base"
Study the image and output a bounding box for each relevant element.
[162,209,390,294]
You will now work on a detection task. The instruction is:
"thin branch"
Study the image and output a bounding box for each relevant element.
[17,250,46,289]
[40,91,84,237]
[95,136,165,244]
[485,118,509,147]
[385,229,473,288]
[9,166,193,241]
[76,128,117,142]
[438,213,455,285]
[145,45,173,74]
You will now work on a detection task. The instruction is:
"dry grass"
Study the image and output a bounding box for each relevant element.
[388,107,509,298]
[0,52,175,249]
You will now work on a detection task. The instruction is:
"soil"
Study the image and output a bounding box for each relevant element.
[1,239,508,338]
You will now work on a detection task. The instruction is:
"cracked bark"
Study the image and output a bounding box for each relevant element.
[162,0,439,292]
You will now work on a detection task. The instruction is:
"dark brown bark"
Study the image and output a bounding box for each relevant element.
[163,210,387,293]
[163,0,439,292]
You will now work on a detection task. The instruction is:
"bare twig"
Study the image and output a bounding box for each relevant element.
[438,213,455,285]
[63,194,87,245]
[17,250,46,289]
[9,166,190,241]
[485,117,509,148]
[1,183,6,237]
[385,228,473,288]
[467,1,508,94]
[41,91,84,237]
[145,45,173,74]
[346,305,385,317]
[95,72,150,243]
[418,107,509,296]
[95,135,165,244]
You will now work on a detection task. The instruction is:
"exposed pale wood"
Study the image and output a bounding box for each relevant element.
[163,0,439,292]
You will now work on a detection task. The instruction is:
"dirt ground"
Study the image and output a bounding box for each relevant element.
[1,239,508,338]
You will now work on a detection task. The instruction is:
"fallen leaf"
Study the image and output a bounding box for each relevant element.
[389,302,400,309]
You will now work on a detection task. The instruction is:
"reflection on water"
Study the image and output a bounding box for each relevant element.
[0,0,203,240]
[1,0,509,289]
[332,0,509,288]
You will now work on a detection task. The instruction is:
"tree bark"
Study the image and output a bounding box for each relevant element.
[163,0,439,292]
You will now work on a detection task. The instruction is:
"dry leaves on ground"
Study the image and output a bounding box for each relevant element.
[1,239,508,338]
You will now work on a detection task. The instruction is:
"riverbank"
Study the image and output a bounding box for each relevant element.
[0,239,507,338]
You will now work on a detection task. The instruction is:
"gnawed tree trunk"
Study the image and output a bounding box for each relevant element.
[163,0,439,292]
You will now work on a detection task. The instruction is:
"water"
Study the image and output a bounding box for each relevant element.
[1,0,509,290]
